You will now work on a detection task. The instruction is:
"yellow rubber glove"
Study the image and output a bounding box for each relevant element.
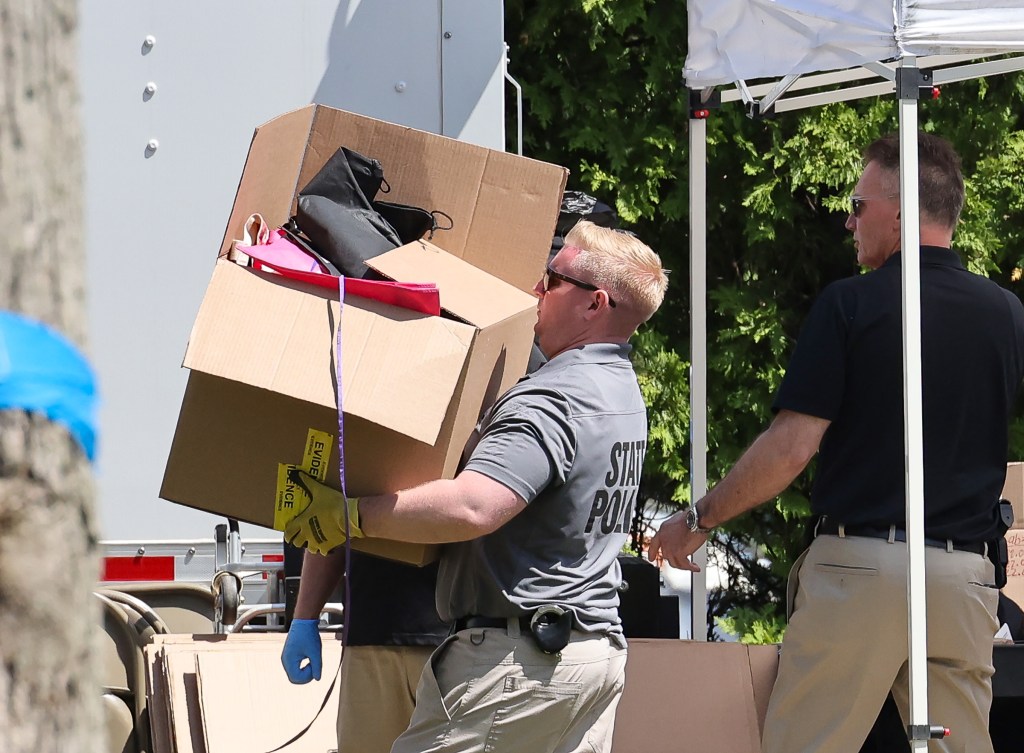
[284,469,363,555]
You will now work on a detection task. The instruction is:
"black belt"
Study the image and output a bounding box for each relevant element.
[453,615,532,633]
[816,520,986,555]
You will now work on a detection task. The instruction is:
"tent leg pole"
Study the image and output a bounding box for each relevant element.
[688,101,709,642]
[897,54,932,750]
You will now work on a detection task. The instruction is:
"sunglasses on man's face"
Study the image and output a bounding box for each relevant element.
[849,194,898,217]
[542,266,617,307]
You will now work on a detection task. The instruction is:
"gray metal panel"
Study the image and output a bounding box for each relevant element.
[441,0,505,150]
[81,1,503,539]
[313,1,442,132]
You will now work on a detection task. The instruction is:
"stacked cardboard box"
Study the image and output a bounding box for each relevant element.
[1000,463,1024,614]
[144,635,778,753]
[146,633,342,753]
[160,105,567,564]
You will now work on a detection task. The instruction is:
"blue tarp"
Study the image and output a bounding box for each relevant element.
[0,311,98,461]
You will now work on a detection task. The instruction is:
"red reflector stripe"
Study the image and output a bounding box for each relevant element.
[261,553,284,578]
[102,556,175,581]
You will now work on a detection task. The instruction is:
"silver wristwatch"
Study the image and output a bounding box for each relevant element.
[684,504,713,534]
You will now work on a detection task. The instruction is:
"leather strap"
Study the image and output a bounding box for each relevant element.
[453,615,532,633]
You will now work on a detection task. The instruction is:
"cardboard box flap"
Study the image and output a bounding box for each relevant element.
[343,312,475,445]
[460,151,567,293]
[218,105,316,257]
[369,241,539,328]
[183,261,474,445]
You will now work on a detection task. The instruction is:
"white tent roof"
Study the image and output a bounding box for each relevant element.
[686,0,1024,87]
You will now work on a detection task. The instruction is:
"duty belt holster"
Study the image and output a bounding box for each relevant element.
[529,605,573,655]
[989,498,1014,589]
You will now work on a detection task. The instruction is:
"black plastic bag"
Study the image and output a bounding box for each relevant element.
[293,148,403,278]
[290,146,451,279]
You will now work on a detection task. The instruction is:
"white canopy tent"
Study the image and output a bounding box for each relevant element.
[685,1,1024,746]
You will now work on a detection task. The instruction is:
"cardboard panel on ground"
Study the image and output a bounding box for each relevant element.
[147,636,778,753]
[161,105,567,564]
[146,634,343,753]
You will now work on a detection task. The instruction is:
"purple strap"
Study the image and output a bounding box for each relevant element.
[265,276,351,753]
[336,275,352,648]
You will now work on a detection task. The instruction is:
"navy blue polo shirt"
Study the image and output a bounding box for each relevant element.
[773,247,1024,543]
[343,551,449,646]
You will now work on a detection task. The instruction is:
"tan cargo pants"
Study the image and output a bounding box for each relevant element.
[335,644,434,753]
[390,621,627,753]
[762,533,999,753]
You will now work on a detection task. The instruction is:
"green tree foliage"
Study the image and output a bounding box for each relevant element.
[506,1,1024,639]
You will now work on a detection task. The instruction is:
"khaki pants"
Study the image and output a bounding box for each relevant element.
[335,644,435,753]
[763,533,999,753]
[391,622,627,753]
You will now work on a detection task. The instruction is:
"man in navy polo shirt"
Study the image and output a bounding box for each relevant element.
[650,132,1024,752]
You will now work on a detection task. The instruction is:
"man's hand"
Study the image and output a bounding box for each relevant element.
[284,469,362,556]
[647,510,707,573]
[280,618,323,684]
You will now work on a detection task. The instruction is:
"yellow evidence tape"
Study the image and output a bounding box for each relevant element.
[273,428,334,532]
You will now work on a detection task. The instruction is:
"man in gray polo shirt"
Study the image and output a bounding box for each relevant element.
[285,220,668,753]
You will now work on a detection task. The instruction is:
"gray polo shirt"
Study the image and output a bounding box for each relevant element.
[435,342,649,639]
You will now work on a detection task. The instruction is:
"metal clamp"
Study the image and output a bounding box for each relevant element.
[895,67,934,100]
[906,724,949,741]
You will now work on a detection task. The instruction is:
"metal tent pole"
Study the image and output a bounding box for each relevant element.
[896,55,939,749]
[688,91,710,640]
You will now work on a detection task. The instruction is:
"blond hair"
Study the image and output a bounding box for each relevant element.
[566,220,668,321]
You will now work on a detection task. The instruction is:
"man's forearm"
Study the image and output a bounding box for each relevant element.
[293,549,345,620]
[698,411,826,527]
[648,410,829,572]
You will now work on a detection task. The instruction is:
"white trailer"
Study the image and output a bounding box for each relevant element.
[80,1,510,578]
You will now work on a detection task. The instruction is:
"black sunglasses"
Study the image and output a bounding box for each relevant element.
[850,194,898,217]
[543,266,617,308]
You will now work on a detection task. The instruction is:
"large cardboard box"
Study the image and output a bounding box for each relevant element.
[1000,462,1024,530]
[1003,529,1024,613]
[161,105,567,564]
[994,464,1024,620]
[611,640,780,752]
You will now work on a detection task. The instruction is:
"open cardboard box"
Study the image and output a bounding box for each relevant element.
[160,105,567,564]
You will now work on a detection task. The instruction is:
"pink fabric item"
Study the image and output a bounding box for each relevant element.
[233,213,440,315]
[244,242,441,317]
[238,228,329,275]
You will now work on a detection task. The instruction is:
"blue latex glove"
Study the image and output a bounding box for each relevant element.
[281,618,323,684]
